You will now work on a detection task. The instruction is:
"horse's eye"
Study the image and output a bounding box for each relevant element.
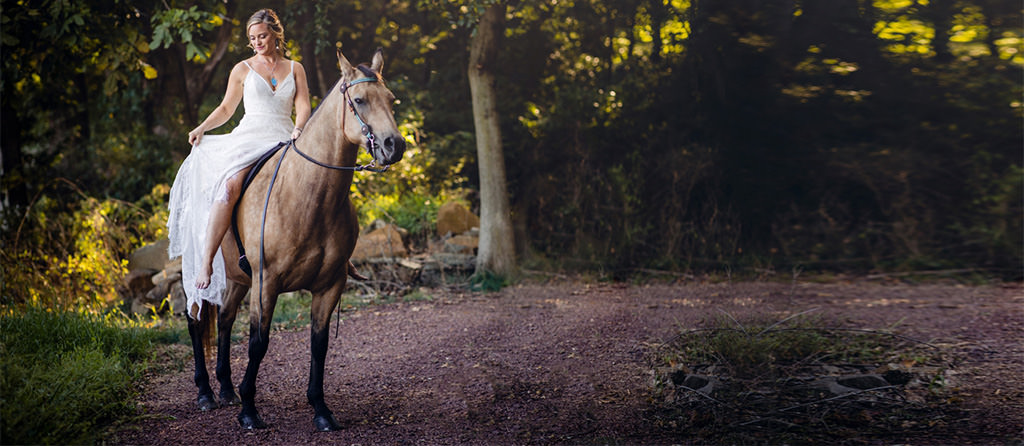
[353,97,365,105]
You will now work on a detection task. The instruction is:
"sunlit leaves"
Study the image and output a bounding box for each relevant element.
[140,62,158,80]
[874,17,935,55]
[149,6,222,63]
[419,0,503,30]
[994,32,1023,65]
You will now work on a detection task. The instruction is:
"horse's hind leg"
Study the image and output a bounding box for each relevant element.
[236,283,280,429]
[308,284,346,431]
[214,282,248,406]
[186,301,218,411]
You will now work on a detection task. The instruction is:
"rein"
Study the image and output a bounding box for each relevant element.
[251,75,389,339]
[288,76,391,173]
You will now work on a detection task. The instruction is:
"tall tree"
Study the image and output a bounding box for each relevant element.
[468,2,516,277]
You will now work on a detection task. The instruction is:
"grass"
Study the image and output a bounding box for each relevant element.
[0,284,439,445]
[0,306,163,445]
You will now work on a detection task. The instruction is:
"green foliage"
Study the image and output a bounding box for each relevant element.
[470,269,510,292]
[0,306,159,445]
[352,76,469,242]
[271,291,314,331]
[2,183,169,308]
[149,6,223,62]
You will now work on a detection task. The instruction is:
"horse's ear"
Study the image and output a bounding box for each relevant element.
[337,48,353,75]
[370,47,384,76]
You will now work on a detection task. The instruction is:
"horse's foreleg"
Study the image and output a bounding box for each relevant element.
[236,287,279,430]
[215,282,247,407]
[308,284,345,431]
[187,301,218,411]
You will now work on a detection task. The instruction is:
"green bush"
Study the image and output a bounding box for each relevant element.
[1,183,169,309]
[0,307,158,445]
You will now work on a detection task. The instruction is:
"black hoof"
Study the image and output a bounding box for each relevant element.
[238,411,268,430]
[219,389,241,407]
[197,393,219,411]
[313,413,343,431]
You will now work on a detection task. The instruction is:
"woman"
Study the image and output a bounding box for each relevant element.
[168,9,310,318]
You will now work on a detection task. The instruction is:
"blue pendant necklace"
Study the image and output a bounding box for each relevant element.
[262,56,279,89]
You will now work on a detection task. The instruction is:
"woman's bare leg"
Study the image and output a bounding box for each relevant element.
[196,174,243,289]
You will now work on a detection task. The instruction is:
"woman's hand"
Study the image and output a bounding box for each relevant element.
[291,127,302,140]
[188,126,205,146]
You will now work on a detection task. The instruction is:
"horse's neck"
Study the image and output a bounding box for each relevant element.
[284,94,357,204]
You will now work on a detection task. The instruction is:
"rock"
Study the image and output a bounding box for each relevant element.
[164,256,182,275]
[128,238,170,272]
[880,369,914,385]
[133,270,182,316]
[131,297,156,317]
[436,202,479,237]
[673,373,716,395]
[124,269,158,298]
[362,219,409,237]
[837,374,892,390]
[418,253,476,286]
[445,234,479,254]
[167,281,186,314]
[151,269,181,286]
[429,252,476,269]
[351,224,408,261]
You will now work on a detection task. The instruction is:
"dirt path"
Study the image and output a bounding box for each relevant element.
[115,281,1023,445]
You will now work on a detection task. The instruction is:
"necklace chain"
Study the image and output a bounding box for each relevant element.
[259,56,279,88]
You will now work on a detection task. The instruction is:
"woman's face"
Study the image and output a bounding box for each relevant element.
[248,23,275,56]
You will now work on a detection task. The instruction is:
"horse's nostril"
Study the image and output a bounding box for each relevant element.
[384,137,394,149]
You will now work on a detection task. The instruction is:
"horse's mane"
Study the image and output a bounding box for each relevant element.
[304,63,384,132]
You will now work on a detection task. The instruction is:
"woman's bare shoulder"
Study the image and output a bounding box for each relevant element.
[228,60,252,80]
[233,59,256,71]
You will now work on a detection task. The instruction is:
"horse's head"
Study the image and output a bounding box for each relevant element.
[337,48,405,167]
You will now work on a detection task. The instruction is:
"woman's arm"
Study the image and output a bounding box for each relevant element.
[188,62,248,146]
[291,61,311,140]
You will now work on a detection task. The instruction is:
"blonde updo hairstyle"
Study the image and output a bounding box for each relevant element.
[246,9,285,55]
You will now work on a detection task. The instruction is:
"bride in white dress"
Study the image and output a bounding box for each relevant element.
[167,9,310,317]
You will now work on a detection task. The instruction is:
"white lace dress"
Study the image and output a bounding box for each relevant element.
[167,60,296,317]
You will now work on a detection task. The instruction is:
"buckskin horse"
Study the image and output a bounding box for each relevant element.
[186,49,405,431]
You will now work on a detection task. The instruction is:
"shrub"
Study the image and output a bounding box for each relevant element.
[1,182,169,309]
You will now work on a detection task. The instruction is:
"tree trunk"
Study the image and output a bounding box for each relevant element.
[184,1,238,119]
[468,3,516,277]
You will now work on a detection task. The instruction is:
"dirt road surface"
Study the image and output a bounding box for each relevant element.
[115,281,1023,445]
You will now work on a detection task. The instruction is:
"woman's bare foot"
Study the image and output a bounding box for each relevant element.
[195,262,213,289]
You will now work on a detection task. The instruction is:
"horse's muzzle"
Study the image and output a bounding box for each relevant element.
[379,135,406,165]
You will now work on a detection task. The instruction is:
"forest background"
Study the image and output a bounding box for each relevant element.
[2,0,1022,309]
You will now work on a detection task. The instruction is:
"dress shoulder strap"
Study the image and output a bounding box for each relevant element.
[242,60,253,70]
[289,60,294,75]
